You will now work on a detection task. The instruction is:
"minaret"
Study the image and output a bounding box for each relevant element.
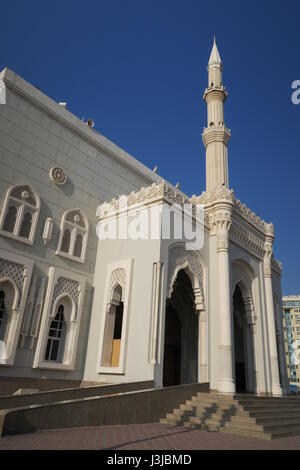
[202,37,231,191]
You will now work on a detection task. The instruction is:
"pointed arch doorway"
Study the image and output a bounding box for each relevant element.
[163,269,198,386]
[233,283,256,393]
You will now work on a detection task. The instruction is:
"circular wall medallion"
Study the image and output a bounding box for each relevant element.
[49,167,67,186]
[21,190,29,200]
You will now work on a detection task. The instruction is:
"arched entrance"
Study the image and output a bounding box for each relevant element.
[163,269,198,386]
[233,284,255,393]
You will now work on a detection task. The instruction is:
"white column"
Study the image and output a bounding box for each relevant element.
[216,211,235,394]
[264,227,282,396]
[198,311,208,383]
[151,261,162,364]
[249,323,259,394]
[245,301,259,394]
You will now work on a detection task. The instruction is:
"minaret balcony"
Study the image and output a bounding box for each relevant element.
[203,85,227,103]
[202,124,231,147]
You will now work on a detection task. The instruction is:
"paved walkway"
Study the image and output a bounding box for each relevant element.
[1,423,300,450]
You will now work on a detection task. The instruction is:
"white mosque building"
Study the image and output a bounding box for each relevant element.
[0,40,288,396]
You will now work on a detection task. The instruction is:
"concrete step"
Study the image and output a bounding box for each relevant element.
[183,417,268,439]
[256,417,300,427]
[249,410,300,419]
[237,399,300,407]
[161,392,300,440]
[263,422,300,433]
[242,404,300,412]
[187,415,260,432]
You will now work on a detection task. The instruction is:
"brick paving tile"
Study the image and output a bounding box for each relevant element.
[0,423,300,450]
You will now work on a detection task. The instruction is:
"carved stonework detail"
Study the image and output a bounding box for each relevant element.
[190,187,235,206]
[0,258,26,307]
[234,199,270,235]
[167,245,205,311]
[51,276,80,317]
[264,231,274,278]
[100,181,190,216]
[11,185,38,207]
[209,212,233,252]
[50,167,67,186]
[107,268,126,302]
[230,220,265,259]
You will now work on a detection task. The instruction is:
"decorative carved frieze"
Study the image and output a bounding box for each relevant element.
[234,199,271,235]
[100,181,190,217]
[190,187,235,206]
[97,180,282,271]
[230,220,265,259]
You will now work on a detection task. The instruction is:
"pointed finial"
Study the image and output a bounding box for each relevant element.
[208,36,222,67]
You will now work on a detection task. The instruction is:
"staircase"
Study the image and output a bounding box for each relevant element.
[160,392,300,440]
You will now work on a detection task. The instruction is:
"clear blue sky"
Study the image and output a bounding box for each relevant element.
[1,0,299,294]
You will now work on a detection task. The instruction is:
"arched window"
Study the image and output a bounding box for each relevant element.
[3,205,17,233]
[45,304,66,362]
[61,228,71,253]
[0,185,40,244]
[0,278,18,347]
[19,212,33,238]
[73,233,83,258]
[101,284,124,368]
[57,209,89,262]
[0,290,6,341]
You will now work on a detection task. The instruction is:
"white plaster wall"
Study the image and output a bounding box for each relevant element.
[84,212,211,385]
[84,236,162,383]
[0,70,159,381]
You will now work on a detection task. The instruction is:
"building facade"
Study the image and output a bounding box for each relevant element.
[282,296,300,387]
[0,40,289,395]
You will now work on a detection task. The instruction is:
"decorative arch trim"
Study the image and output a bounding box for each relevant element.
[33,266,85,370]
[97,259,133,374]
[0,277,20,310]
[232,260,256,327]
[0,184,40,245]
[52,293,76,323]
[0,249,33,366]
[167,244,205,312]
[56,208,89,263]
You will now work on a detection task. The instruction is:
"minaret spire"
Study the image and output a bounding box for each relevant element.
[202,38,231,191]
[208,36,221,67]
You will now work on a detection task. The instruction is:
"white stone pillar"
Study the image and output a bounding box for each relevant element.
[264,226,282,396]
[245,300,259,394]
[216,210,235,394]
[198,311,208,383]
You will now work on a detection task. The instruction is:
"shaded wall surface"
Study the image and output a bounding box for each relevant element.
[0,382,209,436]
[0,381,153,410]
